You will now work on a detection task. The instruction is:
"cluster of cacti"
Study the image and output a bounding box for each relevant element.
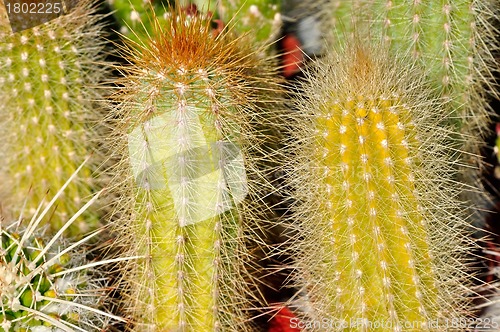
[1,0,499,331]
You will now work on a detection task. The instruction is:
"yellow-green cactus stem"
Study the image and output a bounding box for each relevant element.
[283,42,473,331]
[0,165,125,332]
[0,0,109,238]
[380,0,497,143]
[108,7,282,332]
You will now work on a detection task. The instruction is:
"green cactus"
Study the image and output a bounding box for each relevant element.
[216,0,281,45]
[0,0,109,238]
[281,41,473,330]
[321,0,498,140]
[108,0,281,47]
[0,164,125,332]
[107,7,282,331]
[106,0,171,40]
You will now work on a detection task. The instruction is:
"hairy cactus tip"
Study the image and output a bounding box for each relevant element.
[107,5,284,332]
[0,162,125,332]
[0,0,110,238]
[280,38,477,331]
[320,0,499,166]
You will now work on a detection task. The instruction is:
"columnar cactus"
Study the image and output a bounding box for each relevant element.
[282,41,473,330]
[108,7,282,331]
[0,0,109,237]
[0,166,124,331]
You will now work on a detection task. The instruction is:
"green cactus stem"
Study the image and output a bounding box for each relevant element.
[108,7,282,332]
[282,41,473,331]
[0,0,109,238]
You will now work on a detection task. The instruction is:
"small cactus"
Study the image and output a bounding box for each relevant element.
[106,0,171,39]
[217,0,282,45]
[107,7,282,331]
[0,0,109,238]
[0,163,124,332]
[280,41,474,330]
[108,0,281,48]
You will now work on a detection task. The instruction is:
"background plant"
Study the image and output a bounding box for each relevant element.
[0,163,124,332]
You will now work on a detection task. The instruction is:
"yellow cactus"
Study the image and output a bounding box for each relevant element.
[280,40,474,331]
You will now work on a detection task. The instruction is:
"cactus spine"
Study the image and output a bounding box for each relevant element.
[109,8,282,331]
[282,42,473,330]
[0,0,109,238]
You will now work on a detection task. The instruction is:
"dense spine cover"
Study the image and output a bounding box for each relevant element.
[108,8,283,331]
[282,42,473,331]
[322,0,499,140]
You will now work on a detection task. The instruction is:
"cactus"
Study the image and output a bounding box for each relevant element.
[216,0,281,45]
[0,0,109,238]
[106,0,171,40]
[320,0,498,141]
[107,7,282,331]
[0,163,125,332]
[108,0,281,47]
[280,41,474,330]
